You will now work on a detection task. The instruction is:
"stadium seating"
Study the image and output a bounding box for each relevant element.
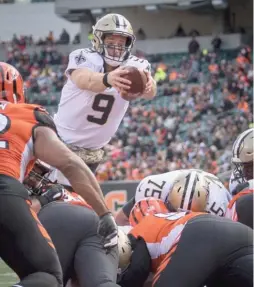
[1,38,253,181]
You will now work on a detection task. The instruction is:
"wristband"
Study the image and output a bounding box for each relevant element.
[103,73,112,88]
[99,211,111,219]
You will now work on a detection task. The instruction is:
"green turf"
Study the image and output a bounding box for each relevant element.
[0,260,18,286]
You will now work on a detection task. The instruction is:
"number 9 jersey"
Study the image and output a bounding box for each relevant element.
[54,48,151,150]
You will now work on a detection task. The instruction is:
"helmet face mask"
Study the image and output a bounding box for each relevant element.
[233,162,254,181]
[102,34,132,66]
[92,14,135,67]
[24,161,52,194]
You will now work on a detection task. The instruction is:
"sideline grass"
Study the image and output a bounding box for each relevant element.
[0,260,18,286]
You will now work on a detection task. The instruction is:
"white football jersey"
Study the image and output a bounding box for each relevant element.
[206,176,232,216]
[54,48,151,150]
[135,170,180,202]
[135,169,232,217]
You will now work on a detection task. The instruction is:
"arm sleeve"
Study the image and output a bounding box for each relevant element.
[122,197,136,218]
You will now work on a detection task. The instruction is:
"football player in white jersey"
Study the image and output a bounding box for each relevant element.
[51,13,156,186]
[115,169,232,225]
[229,128,253,193]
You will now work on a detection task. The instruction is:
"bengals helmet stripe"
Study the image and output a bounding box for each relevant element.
[129,197,169,227]
[0,65,7,101]
[130,206,139,225]
[138,200,146,216]
[0,62,25,104]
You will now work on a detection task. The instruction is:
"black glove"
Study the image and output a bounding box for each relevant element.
[37,184,65,206]
[97,212,118,249]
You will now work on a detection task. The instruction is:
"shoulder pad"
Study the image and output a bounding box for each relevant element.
[123,55,151,71]
[69,48,103,68]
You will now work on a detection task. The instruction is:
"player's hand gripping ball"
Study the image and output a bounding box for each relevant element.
[120,66,148,101]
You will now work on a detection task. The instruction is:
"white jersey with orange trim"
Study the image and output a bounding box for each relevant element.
[135,169,232,216]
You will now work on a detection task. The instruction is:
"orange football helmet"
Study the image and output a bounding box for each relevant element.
[0,62,25,103]
[129,197,169,227]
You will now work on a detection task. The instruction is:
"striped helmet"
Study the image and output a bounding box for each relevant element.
[232,128,254,181]
[166,170,209,213]
[0,62,25,103]
[92,13,135,67]
[129,198,169,227]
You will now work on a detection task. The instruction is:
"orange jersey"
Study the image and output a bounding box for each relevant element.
[62,190,92,209]
[225,189,253,221]
[130,212,205,274]
[0,101,56,182]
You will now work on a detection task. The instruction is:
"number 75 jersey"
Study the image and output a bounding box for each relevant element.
[135,169,232,217]
[54,49,151,150]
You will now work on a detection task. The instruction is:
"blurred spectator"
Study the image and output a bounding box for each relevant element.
[73,33,80,44]
[174,24,186,37]
[58,29,70,45]
[188,36,200,55]
[88,30,94,41]
[47,31,54,43]
[154,67,167,84]
[211,35,222,53]
[189,29,200,37]
[136,28,146,40]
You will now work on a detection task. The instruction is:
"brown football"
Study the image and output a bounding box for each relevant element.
[121,66,148,95]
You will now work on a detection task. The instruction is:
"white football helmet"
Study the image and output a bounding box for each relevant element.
[117,226,132,269]
[92,13,135,67]
[167,170,210,212]
[232,128,254,181]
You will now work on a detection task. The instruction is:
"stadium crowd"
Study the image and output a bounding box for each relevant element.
[97,46,253,181]
[1,37,253,182]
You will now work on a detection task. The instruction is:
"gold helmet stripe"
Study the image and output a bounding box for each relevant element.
[180,172,191,208]
[187,175,199,210]
[181,172,199,210]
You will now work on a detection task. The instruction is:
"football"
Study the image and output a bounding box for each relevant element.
[121,66,148,96]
